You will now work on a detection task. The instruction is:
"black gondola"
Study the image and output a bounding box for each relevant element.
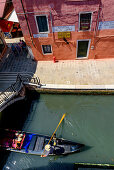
[0,129,84,156]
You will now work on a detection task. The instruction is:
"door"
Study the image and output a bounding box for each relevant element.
[77,40,90,58]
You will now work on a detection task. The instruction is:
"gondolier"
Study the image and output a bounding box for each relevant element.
[41,144,53,157]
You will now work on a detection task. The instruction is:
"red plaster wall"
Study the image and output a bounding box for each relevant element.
[12,0,114,61]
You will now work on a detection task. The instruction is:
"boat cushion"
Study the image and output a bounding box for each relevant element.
[28,135,37,151]
[34,137,44,151]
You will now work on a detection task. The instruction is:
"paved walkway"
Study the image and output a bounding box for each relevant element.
[0,45,37,91]
[1,41,114,91]
[0,50,36,73]
[35,59,114,86]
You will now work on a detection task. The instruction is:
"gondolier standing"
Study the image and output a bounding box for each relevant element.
[41,114,66,157]
[41,144,52,157]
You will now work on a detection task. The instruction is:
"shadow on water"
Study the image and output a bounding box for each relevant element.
[0,89,40,130]
[0,89,40,169]
[0,149,10,170]
[23,162,75,170]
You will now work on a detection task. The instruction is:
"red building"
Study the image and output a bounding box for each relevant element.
[0,0,23,38]
[12,0,114,61]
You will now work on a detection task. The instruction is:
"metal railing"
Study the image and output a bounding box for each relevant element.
[0,78,23,109]
[17,74,41,87]
[0,72,34,83]
[0,73,40,112]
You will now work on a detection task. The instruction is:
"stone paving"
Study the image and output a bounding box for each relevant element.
[0,48,37,73]
[35,59,114,86]
[1,41,114,91]
[0,44,37,91]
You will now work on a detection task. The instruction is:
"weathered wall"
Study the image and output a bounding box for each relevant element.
[13,0,114,61]
[94,0,114,59]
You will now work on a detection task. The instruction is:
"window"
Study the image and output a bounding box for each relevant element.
[42,45,52,54]
[35,15,49,33]
[79,13,92,31]
[0,38,5,54]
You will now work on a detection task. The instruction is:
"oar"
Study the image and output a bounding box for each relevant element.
[41,113,66,157]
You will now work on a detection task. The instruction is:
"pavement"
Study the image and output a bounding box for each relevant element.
[36,59,114,85]
[1,38,114,92]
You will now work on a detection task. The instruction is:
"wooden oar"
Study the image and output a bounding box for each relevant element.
[41,113,66,157]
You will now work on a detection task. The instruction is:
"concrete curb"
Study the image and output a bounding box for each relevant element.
[40,84,114,90]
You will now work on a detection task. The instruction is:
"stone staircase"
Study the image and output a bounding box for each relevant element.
[0,72,33,83]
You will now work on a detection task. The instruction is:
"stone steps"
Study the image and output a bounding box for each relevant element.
[0,72,33,83]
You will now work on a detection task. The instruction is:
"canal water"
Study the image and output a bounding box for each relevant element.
[1,91,114,169]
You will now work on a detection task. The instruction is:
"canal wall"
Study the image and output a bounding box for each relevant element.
[35,89,114,95]
[25,84,114,95]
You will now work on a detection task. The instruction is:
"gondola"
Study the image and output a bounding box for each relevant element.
[0,129,84,156]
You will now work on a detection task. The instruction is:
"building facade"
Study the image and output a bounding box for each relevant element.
[12,0,114,61]
[0,28,7,60]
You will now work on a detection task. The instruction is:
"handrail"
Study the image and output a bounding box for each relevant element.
[0,72,39,83]
[0,77,23,108]
[17,74,40,85]
[0,74,40,110]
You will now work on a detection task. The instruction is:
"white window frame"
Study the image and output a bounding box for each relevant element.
[76,39,91,59]
[34,14,50,34]
[78,12,93,32]
[42,45,53,55]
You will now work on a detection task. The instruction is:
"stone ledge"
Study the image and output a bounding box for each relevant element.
[31,84,114,95]
[40,84,114,90]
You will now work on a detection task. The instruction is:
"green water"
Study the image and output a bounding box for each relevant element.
[1,92,114,169]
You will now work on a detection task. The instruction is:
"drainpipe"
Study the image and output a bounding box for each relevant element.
[20,0,36,48]
[93,0,102,58]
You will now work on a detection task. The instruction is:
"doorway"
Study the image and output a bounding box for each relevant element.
[77,40,90,58]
